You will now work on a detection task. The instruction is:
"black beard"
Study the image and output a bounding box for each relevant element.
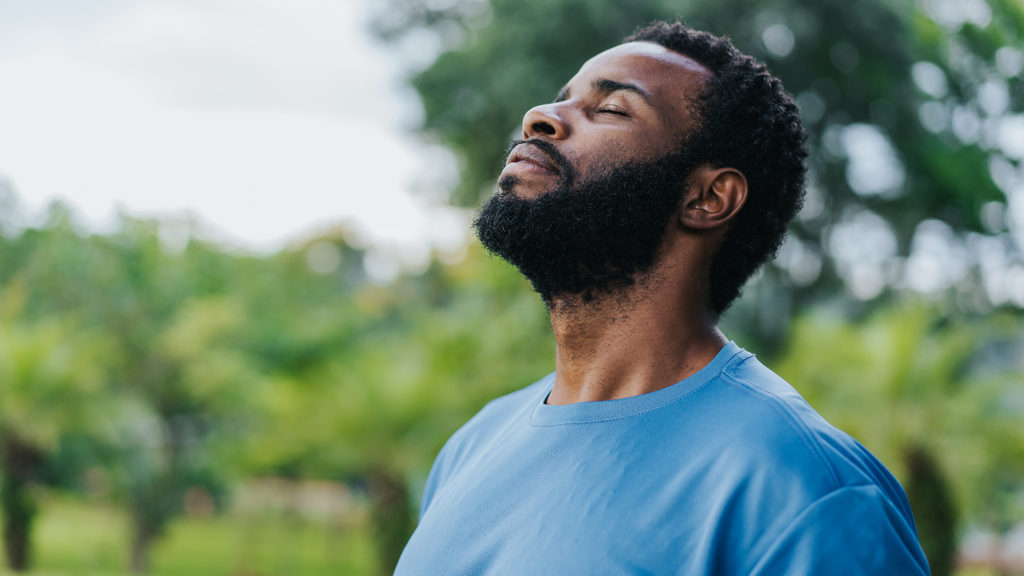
[473,141,696,304]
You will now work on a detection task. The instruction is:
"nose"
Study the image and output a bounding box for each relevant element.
[522,103,569,140]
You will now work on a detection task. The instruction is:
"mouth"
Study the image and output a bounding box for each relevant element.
[505,142,560,174]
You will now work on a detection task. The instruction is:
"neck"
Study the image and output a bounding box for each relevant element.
[545,265,726,405]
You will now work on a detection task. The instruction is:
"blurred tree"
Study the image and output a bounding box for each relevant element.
[0,207,268,572]
[120,296,263,573]
[373,0,1024,339]
[372,3,1024,561]
[243,242,553,575]
[775,303,1024,576]
[0,284,122,571]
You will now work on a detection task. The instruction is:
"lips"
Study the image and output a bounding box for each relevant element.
[506,142,559,174]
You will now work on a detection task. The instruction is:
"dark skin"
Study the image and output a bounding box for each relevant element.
[501,42,748,405]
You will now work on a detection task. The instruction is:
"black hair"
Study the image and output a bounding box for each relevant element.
[626,21,808,314]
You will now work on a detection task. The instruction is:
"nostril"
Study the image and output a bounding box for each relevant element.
[531,121,556,136]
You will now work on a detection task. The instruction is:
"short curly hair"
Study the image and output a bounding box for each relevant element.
[626,22,808,314]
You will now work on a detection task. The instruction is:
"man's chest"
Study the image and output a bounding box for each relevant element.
[395,428,758,576]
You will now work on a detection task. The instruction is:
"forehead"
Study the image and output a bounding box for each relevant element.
[566,41,711,120]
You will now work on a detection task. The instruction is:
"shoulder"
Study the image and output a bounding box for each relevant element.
[692,348,917,508]
[445,374,552,452]
[709,350,916,522]
[748,484,931,575]
[418,374,552,514]
[691,350,926,572]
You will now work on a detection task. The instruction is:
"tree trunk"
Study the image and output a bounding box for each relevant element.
[127,479,178,574]
[367,469,413,576]
[905,445,956,576]
[129,520,158,574]
[126,409,189,574]
[0,434,44,572]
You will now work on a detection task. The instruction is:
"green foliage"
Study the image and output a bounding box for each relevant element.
[238,245,552,573]
[240,244,551,481]
[0,284,124,571]
[0,493,376,575]
[374,0,1024,323]
[0,202,556,572]
[777,304,1024,507]
[0,189,1021,573]
[0,292,117,453]
[775,303,1024,574]
[7,0,1024,555]
[906,446,957,576]
[0,210,285,571]
[375,0,679,206]
[371,3,1024,561]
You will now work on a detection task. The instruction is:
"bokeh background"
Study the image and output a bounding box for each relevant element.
[0,0,1023,574]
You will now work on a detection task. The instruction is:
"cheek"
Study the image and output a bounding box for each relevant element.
[571,137,662,181]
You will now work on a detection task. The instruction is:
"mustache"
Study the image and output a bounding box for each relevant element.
[504,138,574,181]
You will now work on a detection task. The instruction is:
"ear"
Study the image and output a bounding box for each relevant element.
[678,166,748,231]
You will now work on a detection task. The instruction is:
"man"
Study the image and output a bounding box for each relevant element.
[395,21,930,575]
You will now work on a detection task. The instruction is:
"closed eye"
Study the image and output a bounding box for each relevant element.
[597,107,629,116]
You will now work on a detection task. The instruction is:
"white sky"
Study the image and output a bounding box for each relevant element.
[0,0,468,264]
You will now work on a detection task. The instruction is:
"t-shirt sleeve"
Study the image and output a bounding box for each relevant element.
[748,485,931,576]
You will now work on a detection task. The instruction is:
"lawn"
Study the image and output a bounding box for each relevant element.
[0,494,377,576]
[1,495,1017,576]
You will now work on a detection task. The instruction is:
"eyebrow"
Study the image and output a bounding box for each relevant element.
[555,78,654,107]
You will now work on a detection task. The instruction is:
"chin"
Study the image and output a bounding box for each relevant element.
[497,175,536,198]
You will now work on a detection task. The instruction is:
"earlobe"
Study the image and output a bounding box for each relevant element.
[678,167,748,231]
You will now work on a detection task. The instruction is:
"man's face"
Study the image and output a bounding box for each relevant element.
[474,42,712,303]
[498,42,710,198]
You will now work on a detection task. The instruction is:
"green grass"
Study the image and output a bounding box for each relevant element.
[3,496,1019,576]
[0,495,377,576]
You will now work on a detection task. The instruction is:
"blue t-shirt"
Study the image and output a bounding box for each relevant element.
[395,342,930,575]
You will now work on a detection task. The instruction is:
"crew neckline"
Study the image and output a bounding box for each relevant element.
[530,341,746,426]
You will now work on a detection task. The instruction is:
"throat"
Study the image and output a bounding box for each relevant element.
[545,280,725,405]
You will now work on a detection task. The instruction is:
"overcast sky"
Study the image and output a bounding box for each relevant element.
[0,0,467,266]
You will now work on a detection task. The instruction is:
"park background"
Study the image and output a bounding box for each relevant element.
[1,0,1023,574]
